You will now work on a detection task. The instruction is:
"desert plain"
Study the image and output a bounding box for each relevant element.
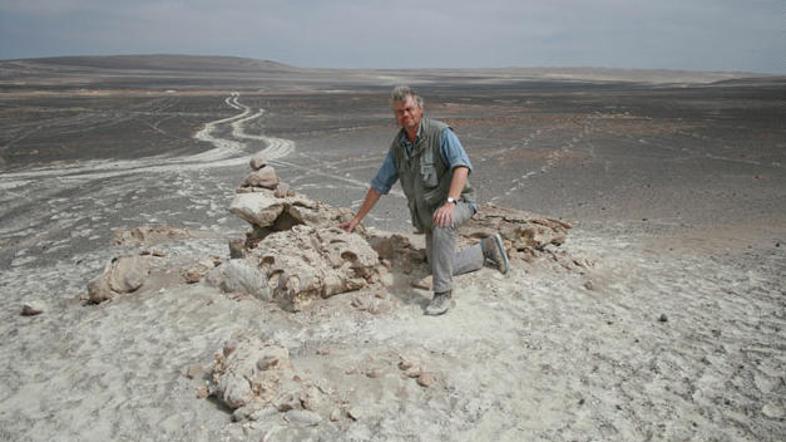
[0,55,784,441]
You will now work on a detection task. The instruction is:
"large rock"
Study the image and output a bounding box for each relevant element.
[249,225,384,311]
[229,192,285,228]
[230,189,354,241]
[87,255,149,304]
[206,258,269,300]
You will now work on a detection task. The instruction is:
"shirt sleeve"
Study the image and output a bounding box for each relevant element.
[369,149,399,194]
[440,128,473,173]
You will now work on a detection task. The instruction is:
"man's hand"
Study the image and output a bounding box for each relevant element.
[432,202,455,227]
[339,218,360,233]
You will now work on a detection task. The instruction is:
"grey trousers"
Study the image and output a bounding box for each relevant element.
[424,201,485,294]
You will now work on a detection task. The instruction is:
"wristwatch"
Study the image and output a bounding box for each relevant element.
[447,197,458,205]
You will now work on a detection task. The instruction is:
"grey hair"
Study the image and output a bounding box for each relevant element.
[390,85,424,108]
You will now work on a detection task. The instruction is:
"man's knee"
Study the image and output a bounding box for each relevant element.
[431,224,456,242]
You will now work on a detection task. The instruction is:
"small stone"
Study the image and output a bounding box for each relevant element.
[228,239,245,259]
[583,280,595,291]
[185,364,203,379]
[411,275,432,290]
[416,372,436,388]
[257,356,280,371]
[183,268,205,284]
[21,302,44,316]
[658,313,668,323]
[346,408,360,421]
[762,403,785,419]
[195,385,209,399]
[223,340,238,357]
[405,367,422,378]
[284,410,322,426]
[329,408,341,422]
[249,151,268,170]
[365,368,383,379]
[274,394,298,412]
[274,182,290,198]
[398,358,414,371]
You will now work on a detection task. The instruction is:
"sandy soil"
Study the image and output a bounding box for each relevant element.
[0,56,784,441]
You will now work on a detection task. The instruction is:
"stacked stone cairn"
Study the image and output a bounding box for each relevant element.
[218,151,387,311]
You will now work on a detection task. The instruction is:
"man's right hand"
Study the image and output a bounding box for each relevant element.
[339,218,359,233]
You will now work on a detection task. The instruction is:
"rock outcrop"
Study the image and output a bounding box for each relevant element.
[208,333,333,423]
[461,203,572,262]
[223,151,384,310]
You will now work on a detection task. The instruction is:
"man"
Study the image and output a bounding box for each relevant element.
[340,86,509,315]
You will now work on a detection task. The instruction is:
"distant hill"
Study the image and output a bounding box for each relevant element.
[4,54,296,73]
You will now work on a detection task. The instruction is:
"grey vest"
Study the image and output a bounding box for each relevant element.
[391,118,476,232]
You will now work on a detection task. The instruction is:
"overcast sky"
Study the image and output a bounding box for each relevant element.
[0,0,783,73]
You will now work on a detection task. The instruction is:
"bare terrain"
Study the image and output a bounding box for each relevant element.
[0,55,784,441]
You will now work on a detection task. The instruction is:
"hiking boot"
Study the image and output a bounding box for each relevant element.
[425,290,454,316]
[481,233,510,274]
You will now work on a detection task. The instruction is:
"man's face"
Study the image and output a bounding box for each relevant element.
[393,95,423,132]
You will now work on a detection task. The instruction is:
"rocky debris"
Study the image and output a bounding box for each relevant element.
[86,255,149,304]
[398,356,424,379]
[248,225,386,311]
[205,258,269,301]
[368,234,427,275]
[207,333,331,423]
[112,225,194,246]
[463,203,571,257]
[350,292,392,315]
[182,258,219,284]
[209,335,293,409]
[21,301,45,316]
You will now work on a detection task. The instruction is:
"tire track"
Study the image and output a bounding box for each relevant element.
[0,92,295,183]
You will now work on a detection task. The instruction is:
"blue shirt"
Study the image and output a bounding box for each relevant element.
[370,127,473,195]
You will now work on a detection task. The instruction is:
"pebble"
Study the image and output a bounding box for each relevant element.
[185,364,203,379]
[365,368,383,378]
[329,408,341,422]
[658,313,668,323]
[416,372,435,388]
[195,385,209,399]
[21,302,45,316]
[762,403,785,419]
[284,410,322,426]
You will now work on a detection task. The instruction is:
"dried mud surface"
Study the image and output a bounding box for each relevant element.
[0,57,784,441]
